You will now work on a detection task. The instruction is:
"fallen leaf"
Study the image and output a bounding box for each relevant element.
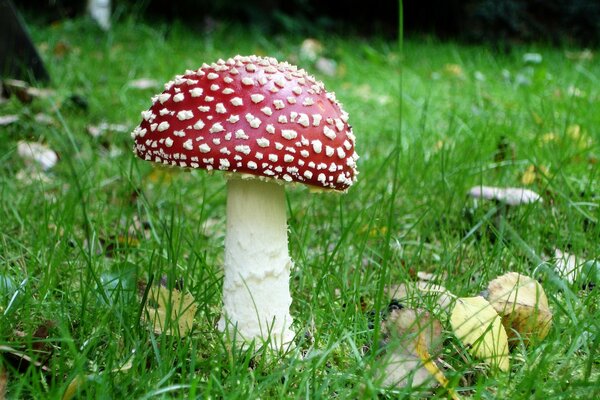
[0,366,6,400]
[377,306,446,390]
[15,168,53,184]
[2,79,55,103]
[300,38,323,61]
[17,141,58,170]
[0,115,19,126]
[565,49,594,61]
[87,122,129,138]
[443,64,464,78]
[128,78,159,90]
[450,296,510,371]
[315,57,337,77]
[554,248,579,283]
[141,284,197,337]
[484,272,552,344]
[34,113,55,126]
[386,282,455,311]
[468,186,542,206]
[523,53,543,64]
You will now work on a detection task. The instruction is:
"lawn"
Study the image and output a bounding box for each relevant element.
[1,15,599,399]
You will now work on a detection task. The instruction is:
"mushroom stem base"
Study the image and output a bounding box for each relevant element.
[218,178,295,350]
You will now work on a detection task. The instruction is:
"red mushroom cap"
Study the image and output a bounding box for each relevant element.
[131,55,358,191]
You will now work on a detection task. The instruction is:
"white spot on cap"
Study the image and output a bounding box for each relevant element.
[281,129,298,140]
[159,108,170,116]
[157,121,170,132]
[204,96,214,102]
[251,94,265,103]
[190,88,203,97]
[261,107,273,116]
[248,161,258,169]
[158,93,171,104]
[302,97,315,106]
[222,88,234,94]
[311,140,323,153]
[242,77,255,86]
[275,142,284,150]
[325,146,334,157]
[304,170,313,179]
[292,86,302,95]
[323,126,336,140]
[193,119,205,130]
[199,144,211,153]
[173,93,185,102]
[300,149,309,157]
[210,84,219,91]
[235,145,251,155]
[223,77,234,84]
[336,148,346,158]
[219,159,230,169]
[277,115,288,123]
[173,130,185,137]
[245,113,262,128]
[142,110,154,121]
[255,152,263,159]
[198,106,210,112]
[335,119,345,132]
[284,154,294,162]
[256,138,270,147]
[216,103,227,114]
[165,138,174,147]
[273,100,285,110]
[209,123,225,133]
[207,73,219,80]
[245,64,257,72]
[317,173,326,183]
[266,124,275,134]
[177,110,194,121]
[269,154,278,162]
[274,77,286,88]
[235,129,249,139]
[227,115,240,123]
[312,114,322,126]
[287,97,296,104]
[297,113,310,127]
[231,97,243,106]
[183,139,193,150]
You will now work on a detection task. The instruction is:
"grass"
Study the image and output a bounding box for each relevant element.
[1,14,599,399]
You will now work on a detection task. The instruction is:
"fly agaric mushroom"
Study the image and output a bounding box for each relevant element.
[131,55,358,349]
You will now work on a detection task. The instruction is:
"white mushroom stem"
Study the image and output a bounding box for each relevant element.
[218,178,295,349]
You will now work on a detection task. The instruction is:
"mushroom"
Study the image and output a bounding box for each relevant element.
[131,55,358,349]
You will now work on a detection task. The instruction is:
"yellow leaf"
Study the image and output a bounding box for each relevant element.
[485,272,552,344]
[450,296,510,371]
[521,165,537,185]
[443,64,463,77]
[415,334,461,400]
[142,285,197,337]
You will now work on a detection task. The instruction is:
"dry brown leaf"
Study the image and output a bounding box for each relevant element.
[0,366,6,400]
[485,272,552,344]
[450,296,510,371]
[141,285,197,336]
